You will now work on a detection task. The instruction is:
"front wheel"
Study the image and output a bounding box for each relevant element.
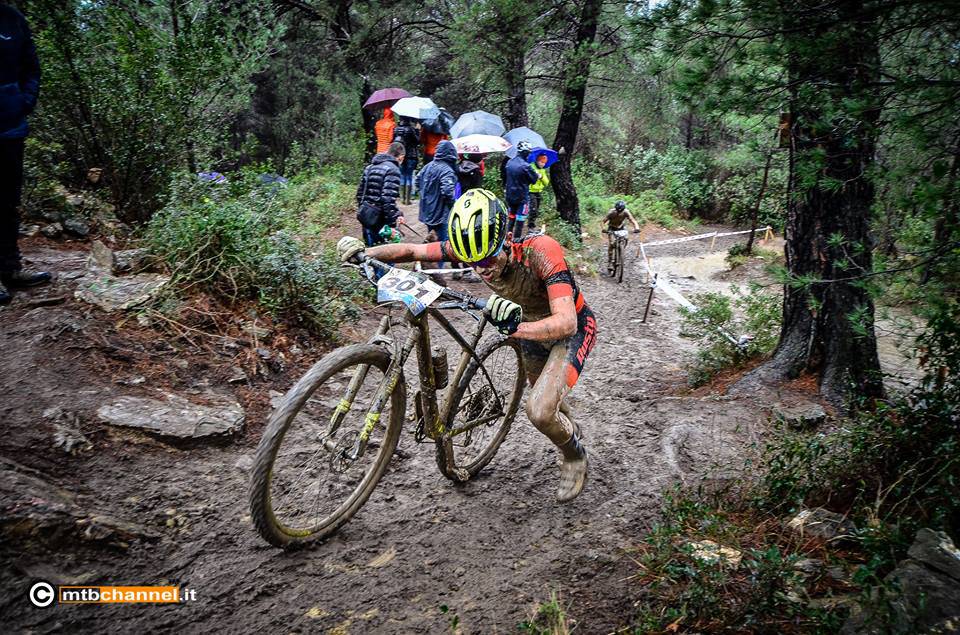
[436,336,525,480]
[248,344,405,548]
[616,240,626,283]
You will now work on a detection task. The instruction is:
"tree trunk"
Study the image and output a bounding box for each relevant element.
[503,51,528,130]
[744,150,772,254]
[755,0,883,407]
[360,77,377,162]
[549,0,602,232]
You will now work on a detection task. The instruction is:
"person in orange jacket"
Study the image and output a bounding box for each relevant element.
[420,127,448,164]
[375,107,396,154]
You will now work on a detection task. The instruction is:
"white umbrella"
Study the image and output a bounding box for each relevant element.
[391,96,440,120]
[452,134,512,154]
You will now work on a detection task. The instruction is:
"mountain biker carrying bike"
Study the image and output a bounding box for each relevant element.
[337,188,597,502]
[601,200,641,262]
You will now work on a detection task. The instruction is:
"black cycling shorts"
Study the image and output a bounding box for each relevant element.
[519,305,597,388]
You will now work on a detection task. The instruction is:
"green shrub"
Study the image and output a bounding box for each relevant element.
[146,171,362,336]
[679,283,781,386]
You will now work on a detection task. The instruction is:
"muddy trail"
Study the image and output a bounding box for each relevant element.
[0,216,915,633]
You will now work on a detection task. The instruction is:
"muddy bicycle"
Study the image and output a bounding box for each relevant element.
[248,255,526,548]
[604,229,637,283]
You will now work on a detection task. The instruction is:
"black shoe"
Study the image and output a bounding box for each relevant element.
[0,281,10,305]
[3,270,52,287]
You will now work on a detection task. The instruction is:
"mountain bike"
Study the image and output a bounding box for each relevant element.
[604,229,631,283]
[248,255,526,548]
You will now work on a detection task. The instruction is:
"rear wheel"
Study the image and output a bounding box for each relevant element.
[249,344,405,548]
[436,336,525,480]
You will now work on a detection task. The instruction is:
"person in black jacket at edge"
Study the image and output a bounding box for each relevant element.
[355,141,405,246]
[0,5,46,305]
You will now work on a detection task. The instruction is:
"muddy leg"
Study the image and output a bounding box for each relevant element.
[524,344,575,449]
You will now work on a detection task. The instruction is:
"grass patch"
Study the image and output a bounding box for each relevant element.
[145,168,365,337]
[679,283,781,386]
[518,591,571,635]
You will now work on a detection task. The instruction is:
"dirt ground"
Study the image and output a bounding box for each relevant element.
[0,214,918,633]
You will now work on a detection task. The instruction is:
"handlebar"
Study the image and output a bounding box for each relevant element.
[355,254,488,311]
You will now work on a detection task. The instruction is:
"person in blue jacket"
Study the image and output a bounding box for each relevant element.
[417,140,458,243]
[0,5,47,304]
[503,141,539,238]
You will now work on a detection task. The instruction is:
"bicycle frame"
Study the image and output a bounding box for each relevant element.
[327,293,494,476]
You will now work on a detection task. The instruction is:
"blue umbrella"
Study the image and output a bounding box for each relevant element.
[450,111,505,138]
[528,147,559,168]
[503,127,547,158]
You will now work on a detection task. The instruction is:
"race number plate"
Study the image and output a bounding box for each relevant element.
[613,229,629,238]
[376,268,444,315]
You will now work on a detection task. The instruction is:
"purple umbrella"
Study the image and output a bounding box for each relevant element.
[363,88,412,110]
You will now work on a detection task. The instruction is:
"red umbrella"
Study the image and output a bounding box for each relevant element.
[363,88,412,110]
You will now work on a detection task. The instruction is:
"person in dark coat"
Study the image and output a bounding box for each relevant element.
[457,153,484,193]
[356,142,405,246]
[416,140,458,243]
[503,141,539,238]
[0,6,46,305]
[392,117,419,205]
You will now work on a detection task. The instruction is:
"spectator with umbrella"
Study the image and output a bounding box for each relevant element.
[392,117,420,204]
[374,106,396,155]
[503,141,540,237]
[363,88,410,156]
[527,148,558,231]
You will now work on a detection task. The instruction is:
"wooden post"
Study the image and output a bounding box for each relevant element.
[642,273,657,323]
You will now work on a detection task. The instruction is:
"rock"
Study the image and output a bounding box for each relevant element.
[842,529,960,635]
[227,366,247,384]
[268,390,284,408]
[809,594,858,610]
[774,403,828,429]
[63,217,91,237]
[786,508,856,541]
[241,321,271,340]
[113,248,151,274]
[686,539,742,568]
[114,375,146,386]
[907,528,960,581]
[97,391,244,440]
[75,271,170,311]
[793,557,825,579]
[41,222,63,239]
[234,454,254,472]
[19,223,40,237]
[88,239,115,271]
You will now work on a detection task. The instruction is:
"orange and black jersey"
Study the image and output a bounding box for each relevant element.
[425,233,588,322]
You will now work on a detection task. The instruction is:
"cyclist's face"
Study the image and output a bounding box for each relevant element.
[474,250,507,281]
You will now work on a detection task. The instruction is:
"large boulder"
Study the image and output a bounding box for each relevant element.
[97,391,244,441]
[786,507,857,541]
[843,528,960,634]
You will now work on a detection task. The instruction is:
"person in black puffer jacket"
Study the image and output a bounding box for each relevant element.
[356,142,405,246]
[0,6,46,305]
[392,117,420,204]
